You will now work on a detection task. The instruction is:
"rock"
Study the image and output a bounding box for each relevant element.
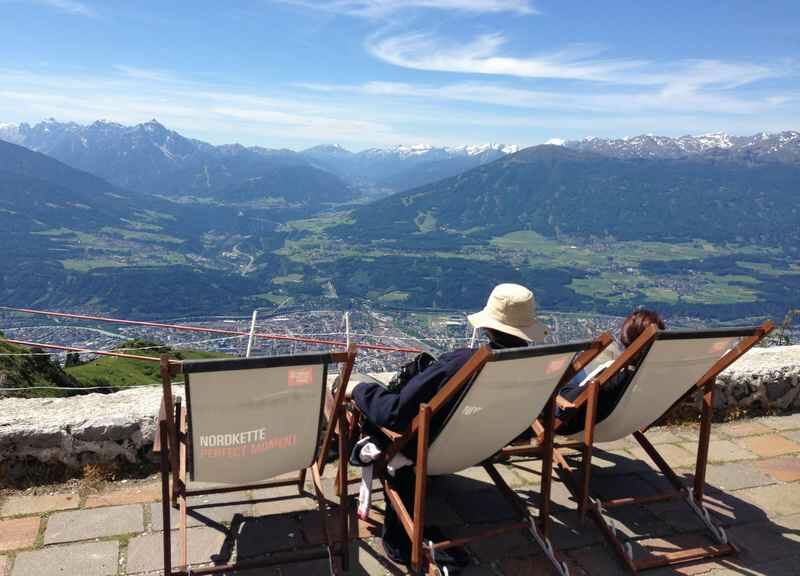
[0,386,184,472]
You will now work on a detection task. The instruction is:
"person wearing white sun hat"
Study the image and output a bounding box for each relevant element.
[349,283,547,570]
[467,282,548,344]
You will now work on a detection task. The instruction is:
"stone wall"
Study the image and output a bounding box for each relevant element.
[1,345,798,475]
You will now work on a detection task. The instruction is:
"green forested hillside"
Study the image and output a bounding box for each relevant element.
[0,334,80,396]
[339,146,800,250]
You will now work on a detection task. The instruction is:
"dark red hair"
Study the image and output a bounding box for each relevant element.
[620,309,665,347]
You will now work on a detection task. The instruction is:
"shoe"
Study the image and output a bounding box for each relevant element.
[381,535,411,566]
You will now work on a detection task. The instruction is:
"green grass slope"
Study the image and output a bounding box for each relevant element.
[65,340,229,389]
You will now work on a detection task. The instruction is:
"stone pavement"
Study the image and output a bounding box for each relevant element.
[1,413,799,576]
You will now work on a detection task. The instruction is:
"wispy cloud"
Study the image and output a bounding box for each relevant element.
[30,0,96,17]
[275,0,535,18]
[366,31,780,89]
[113,65,175,82]
[300,78,791,116]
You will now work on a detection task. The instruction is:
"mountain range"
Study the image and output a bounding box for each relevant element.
[0,119,520,196]
[301,142,518,193]
[340,144,800,250]
[2,118,800,320]
[0,119,354,205]
[563,131,800,163]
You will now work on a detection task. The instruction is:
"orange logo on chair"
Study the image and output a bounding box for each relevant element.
[288,367,313,387]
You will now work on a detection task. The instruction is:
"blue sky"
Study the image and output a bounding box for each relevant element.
[0,0,798,150]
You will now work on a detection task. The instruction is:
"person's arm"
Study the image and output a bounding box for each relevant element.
[352,350,468,431]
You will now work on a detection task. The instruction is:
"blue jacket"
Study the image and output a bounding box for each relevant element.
[352,348,475,435]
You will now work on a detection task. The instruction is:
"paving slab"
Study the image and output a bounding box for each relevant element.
[567,545,628,576]
[725,520,800,564]
[629,444,697,469]
[345,538,413,576]
[1,494,79,517]
[642,429,686,445]
[738,434,800,458]
[754,456,800,482]
[500,554,585,576]
[0,555,7,576]
[759,413,800,431]
[718,420,773,438]
[43,504,143,545]
[126,526,227,574]
[0,517,40,552]
[700,487,771,527]
[252,483,318,516]
[783,430,800,443]
[702,461,776,491]
[706,440,758,462]
[150,493,253,531]
[588,448,654,476]
[706,557,800,576]
[455,463,526,488]
[11,541,118,576]
[737,483,800,517]
[646,499,707,533]
[84,482,161,508]
[462,525,541,561]
[232,515,305,560]
[446,488,519,524]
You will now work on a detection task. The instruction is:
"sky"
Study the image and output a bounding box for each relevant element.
[0,0,798,150]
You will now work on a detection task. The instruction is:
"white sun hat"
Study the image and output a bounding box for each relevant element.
[467,283,548,342]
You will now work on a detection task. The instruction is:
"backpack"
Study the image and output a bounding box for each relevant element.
[386,352,437,393]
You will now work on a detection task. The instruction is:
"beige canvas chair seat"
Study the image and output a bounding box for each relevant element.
[155,347,356,576]
[546,323,774,573]
[354,337,612,576]
[428,346,584,475]
[571,332,742,444]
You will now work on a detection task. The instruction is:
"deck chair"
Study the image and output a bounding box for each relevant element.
[154,346,356,576]
[354,337,611,576]
[543,321,774,573]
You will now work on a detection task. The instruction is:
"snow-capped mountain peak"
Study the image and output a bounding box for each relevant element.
[566,131,800,163]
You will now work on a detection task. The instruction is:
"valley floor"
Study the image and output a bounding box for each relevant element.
[1,414,799,575]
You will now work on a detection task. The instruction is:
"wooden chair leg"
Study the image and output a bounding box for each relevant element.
[579,381,599,519]
[539,393,556,539]
[171,397,182,508]
[298,469,307,495]
[694,380,715,502]
[411,404,431,572]
[159,421,173,575]
[178,406,188,570]
[338,411,350,571]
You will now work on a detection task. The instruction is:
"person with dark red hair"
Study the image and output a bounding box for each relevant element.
[555,309,665,435]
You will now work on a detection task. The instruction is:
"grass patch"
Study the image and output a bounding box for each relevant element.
[66,341,229,389]
[570,271,762,305]
[61,258,127,271]
[378,290,410,302]
[272,273,304,285]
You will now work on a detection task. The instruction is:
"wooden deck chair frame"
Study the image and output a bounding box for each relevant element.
[356,336,612,576]
[529,321,774,573]
[153,345,356,576]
